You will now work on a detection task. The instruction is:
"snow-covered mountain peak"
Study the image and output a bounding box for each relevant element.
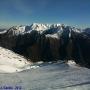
[4,23,83,36]
[50,24,62,27]
[50,24,65,30]
[30,23,50,31]
[7,25,26,35]
[71,27,81,33]
[30,23,66,31]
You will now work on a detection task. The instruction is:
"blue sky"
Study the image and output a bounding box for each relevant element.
[0,0,90,28]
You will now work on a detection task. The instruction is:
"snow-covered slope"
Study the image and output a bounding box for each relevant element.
[46,33,59,39]
[0,30,7,34]
[0,47,31,73]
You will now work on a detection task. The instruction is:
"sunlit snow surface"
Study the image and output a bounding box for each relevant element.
[0,61,90,90]
[0,47,31,73]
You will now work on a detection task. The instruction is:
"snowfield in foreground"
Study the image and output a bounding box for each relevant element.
[0,47,32,73]
[0,62,90,90]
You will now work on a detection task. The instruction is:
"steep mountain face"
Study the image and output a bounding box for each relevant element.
[0,23,90,68]
[71,30,90,67]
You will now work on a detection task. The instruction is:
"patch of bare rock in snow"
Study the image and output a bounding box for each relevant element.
[0,47,33,73]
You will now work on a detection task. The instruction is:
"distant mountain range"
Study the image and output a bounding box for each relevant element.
[4,23,82,35]
[0,23,90,68]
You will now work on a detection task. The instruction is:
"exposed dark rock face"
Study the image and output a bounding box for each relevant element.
[0,25,90,68]
[0,33,17,50]
[71,31,90,68]
[59,26,70,60]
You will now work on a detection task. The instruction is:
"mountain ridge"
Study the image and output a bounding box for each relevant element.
[0,23,90,68]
